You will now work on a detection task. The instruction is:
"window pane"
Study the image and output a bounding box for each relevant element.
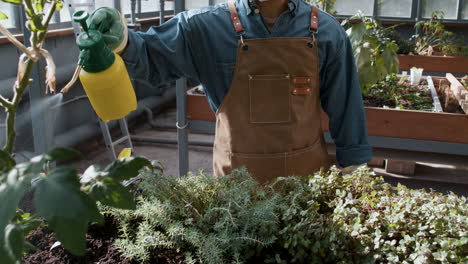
[421,0,458,19]
[334,0,375,16]
[95,0,114,9]
[185,0,209,10]
[59,0,96,23]
[378,0,412,18]
[462,0,468,19]
[0,2,15,28]
[122,0,174,15]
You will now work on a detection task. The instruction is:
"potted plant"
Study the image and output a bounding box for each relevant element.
[396,11,468,74]
[0,1,153,263]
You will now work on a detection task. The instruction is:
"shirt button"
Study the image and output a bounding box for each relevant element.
[254,9,260,14]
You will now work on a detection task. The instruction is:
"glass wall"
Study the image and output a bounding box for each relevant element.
[462,0,468,19]
[0,2,15,29]
[421,0,459,19]
[185,0,209,10]
[334,0,375,16]
[378,0,413,18]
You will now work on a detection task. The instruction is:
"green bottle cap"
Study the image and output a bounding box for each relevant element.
[73,10,115,73]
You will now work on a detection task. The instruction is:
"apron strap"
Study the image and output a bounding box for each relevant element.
[228,1,318,35]
[310,5,319,32]
[228,0,245,34]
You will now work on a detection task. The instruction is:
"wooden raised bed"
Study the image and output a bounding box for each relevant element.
[187,78,468,145]
[445,73,468,114]
[187,87,216,122]
[398,54,468,74]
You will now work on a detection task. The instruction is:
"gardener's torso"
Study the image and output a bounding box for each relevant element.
[212,0,331,182]
[185,0,341,112]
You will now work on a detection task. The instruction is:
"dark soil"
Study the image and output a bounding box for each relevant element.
[433,78,465,114]
[363,79,434,110]
[23,214,185,264]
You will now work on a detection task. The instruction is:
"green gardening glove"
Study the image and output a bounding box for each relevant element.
[87,7,128,54]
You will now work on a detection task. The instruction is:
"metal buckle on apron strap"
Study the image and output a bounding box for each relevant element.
[238,32,248,51]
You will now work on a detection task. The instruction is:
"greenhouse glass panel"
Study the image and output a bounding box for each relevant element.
[59,0,96,22]
[334,0,375,16]
[421,0,458,19]
[0,2,15,28]
[378,0,412,18]
[462,0,468,19]
[186,0,210,10]
[95,0,115,9]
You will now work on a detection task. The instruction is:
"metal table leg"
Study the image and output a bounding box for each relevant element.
[176,78,189,177]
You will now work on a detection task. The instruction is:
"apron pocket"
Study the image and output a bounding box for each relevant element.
[230,152,286,183]
[286,140,331,177]
[249,74,291,124]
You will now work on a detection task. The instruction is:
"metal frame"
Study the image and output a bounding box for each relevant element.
[334,0,468,23]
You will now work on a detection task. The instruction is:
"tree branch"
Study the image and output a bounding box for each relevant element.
[0,95,12,109]
[0,23,36,60]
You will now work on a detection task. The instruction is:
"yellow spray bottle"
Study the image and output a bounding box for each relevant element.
[62,10,137,122]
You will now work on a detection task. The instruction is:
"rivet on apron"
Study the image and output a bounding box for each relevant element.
[248,75,252,80]
[242,45,249,51]
[255,9,260,14]
[286,74,290,79]
[307,42,314,48]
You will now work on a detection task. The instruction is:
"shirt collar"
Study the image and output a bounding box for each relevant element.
[241,0,298,16]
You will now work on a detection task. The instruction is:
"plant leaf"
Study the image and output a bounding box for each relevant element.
[0,0,22,5]
[0,150,15,173]
[55,0,63,11]
[46,148,81,162]
[105,157,152,182]
[0,10,8,20]
[4,223,24,261]
[0,170,30,239]
[118,148,132,159]
[33,167,103,256]
[90,178,136,209]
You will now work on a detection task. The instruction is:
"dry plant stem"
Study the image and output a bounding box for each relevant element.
[1,0,57,153]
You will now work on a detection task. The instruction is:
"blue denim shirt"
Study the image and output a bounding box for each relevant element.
[121,0,372,167]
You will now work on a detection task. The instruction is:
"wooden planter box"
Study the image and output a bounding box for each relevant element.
[398,54,468,74]
[187,78,468,145]
[187,87,216,122]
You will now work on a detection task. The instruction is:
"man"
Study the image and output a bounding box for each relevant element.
[87,0,372,182]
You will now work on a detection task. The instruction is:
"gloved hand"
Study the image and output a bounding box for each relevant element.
[87,7,128,54]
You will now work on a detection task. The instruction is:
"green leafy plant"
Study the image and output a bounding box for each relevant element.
[111,168,280,263]
[342,12,399,95]
[310,0,337,16]
[0,147,152,264]
[413,11,455,56]
[384,28,416,55]
[461,76,468,89]
[0,0,61,154]
[110,167,467,264]
[364,73,434,110]
[441,41,468,57]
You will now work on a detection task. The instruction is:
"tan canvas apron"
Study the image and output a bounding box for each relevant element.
[213,0,331,183]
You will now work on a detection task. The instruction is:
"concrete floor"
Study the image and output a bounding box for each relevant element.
[70,107,468,197]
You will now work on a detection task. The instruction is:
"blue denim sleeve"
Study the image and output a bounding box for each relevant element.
[120,12,200,86]
[320,36,372,167]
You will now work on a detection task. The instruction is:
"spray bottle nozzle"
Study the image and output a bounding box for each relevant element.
[73,10,90,34]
